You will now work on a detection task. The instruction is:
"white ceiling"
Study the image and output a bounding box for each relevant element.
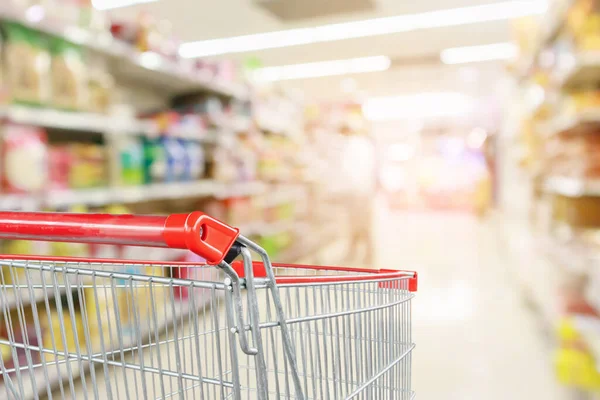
[111,0,522,100]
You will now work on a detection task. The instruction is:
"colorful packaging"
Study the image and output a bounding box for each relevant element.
[87,65,113,113]
[3,23,50,105]
[118,137,144,186]
[48,145,72,190]
[160,137,186,182]
[50,38,87,110]
[142,137,167,183]
[2,124,48,194]
[182,140,205,181]
[41,306,83,362]
[68,144,107,188]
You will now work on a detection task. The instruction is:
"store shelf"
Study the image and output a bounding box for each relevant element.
[0,5,248,101]
[0,284,67,311]
[572,315,600,372]
[544,176,600,197]
[0,181,276,210]
[0,106,149,134]
[538,109,600,136]
[20,297,200,400]
[278,229,339,263]
[557,52,600,90]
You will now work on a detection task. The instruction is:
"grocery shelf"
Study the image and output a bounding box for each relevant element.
[0,283,67,311]
[557,51,600,90]
[538,109,600,136]
[0,6,248,101]
[572,315,600,372]
[0,106,149,134]
[544,176,600,197]
[20,297,199,400]
[46,181,265,208]
[278,229,339,263]
[0,181,302,210]
[516,3,567,80]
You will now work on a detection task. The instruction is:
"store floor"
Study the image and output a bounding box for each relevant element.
[372,206,562,400]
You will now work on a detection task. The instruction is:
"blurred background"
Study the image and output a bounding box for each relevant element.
[0,0,599,398]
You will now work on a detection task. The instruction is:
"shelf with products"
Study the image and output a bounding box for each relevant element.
[0,3,248,100]
[0,180,306,210]
[544,176,600,197]
[538,107,600,137]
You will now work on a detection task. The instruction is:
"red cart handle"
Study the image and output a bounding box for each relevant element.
[0,211,239,265]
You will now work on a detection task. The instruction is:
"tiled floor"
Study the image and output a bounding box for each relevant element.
[373,207,563,400]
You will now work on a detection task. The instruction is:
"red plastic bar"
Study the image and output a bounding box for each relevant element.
[232,261,418,292]
[0,211,239,264]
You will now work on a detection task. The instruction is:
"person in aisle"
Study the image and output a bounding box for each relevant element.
[341,130,377,267]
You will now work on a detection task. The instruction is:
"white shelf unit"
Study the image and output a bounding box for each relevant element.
[0,5,248,101]
[544,176,600,197]
[0,180,280,210]
[538,108,600,137]
[557,51,600,90]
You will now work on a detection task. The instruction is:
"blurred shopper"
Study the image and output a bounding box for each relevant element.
[341,132,377,266]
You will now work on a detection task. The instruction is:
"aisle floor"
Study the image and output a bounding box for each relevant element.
[373,208,562,400]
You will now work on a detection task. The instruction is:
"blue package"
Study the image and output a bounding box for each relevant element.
[159,137,187,182]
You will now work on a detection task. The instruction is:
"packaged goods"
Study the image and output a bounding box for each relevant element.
[50,38,87,110]
[41,303,83,362]
[48,145,72,190]
[2,23,50,105]
[142,137,167,183]
[2,124,48,194]
[68,144,107,188]
[0,314,41,369]
[552,195,600,227]
[160,137,186,182]
[182,140,205,181]
[118,137,144,186]
[87,60,113,113]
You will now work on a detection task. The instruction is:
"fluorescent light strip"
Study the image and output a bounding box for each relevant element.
[180,1,546,58]
[363,92,474,121]
[441,42,518,64]
[92,0,158,10]
[253,56,391,82]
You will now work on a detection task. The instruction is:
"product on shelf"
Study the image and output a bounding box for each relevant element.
[545,134,600,178]
[2,124,48,194]
[68,143,107,189]
[3,22,50,105]
[117,137,144,186]
[87,65,113,113]
[41,300,84,362]
[172,94,228,126]
[552,195,600,227]
[182,140,205,181]
[566,0,600,51]
[0,311,41,369]
[142,137,167,183]
[50,38,86,110]
[555,317,600,389]
[160,136,186,182]
[48,145,72,190]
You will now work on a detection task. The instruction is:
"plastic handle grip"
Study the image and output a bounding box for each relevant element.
[0,211,239,264]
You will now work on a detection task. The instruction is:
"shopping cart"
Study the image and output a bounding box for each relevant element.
[0,211,417,399]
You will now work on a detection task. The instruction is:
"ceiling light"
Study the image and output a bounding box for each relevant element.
[441,42,518,64]
[252,56,390,82]
[92,0,158,10]
[180,1,546,58]
[363,92,474,121]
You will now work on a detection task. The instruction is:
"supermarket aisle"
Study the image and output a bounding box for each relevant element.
[373,206,562,400]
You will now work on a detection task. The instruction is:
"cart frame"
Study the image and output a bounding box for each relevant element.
[0,211,417,399]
